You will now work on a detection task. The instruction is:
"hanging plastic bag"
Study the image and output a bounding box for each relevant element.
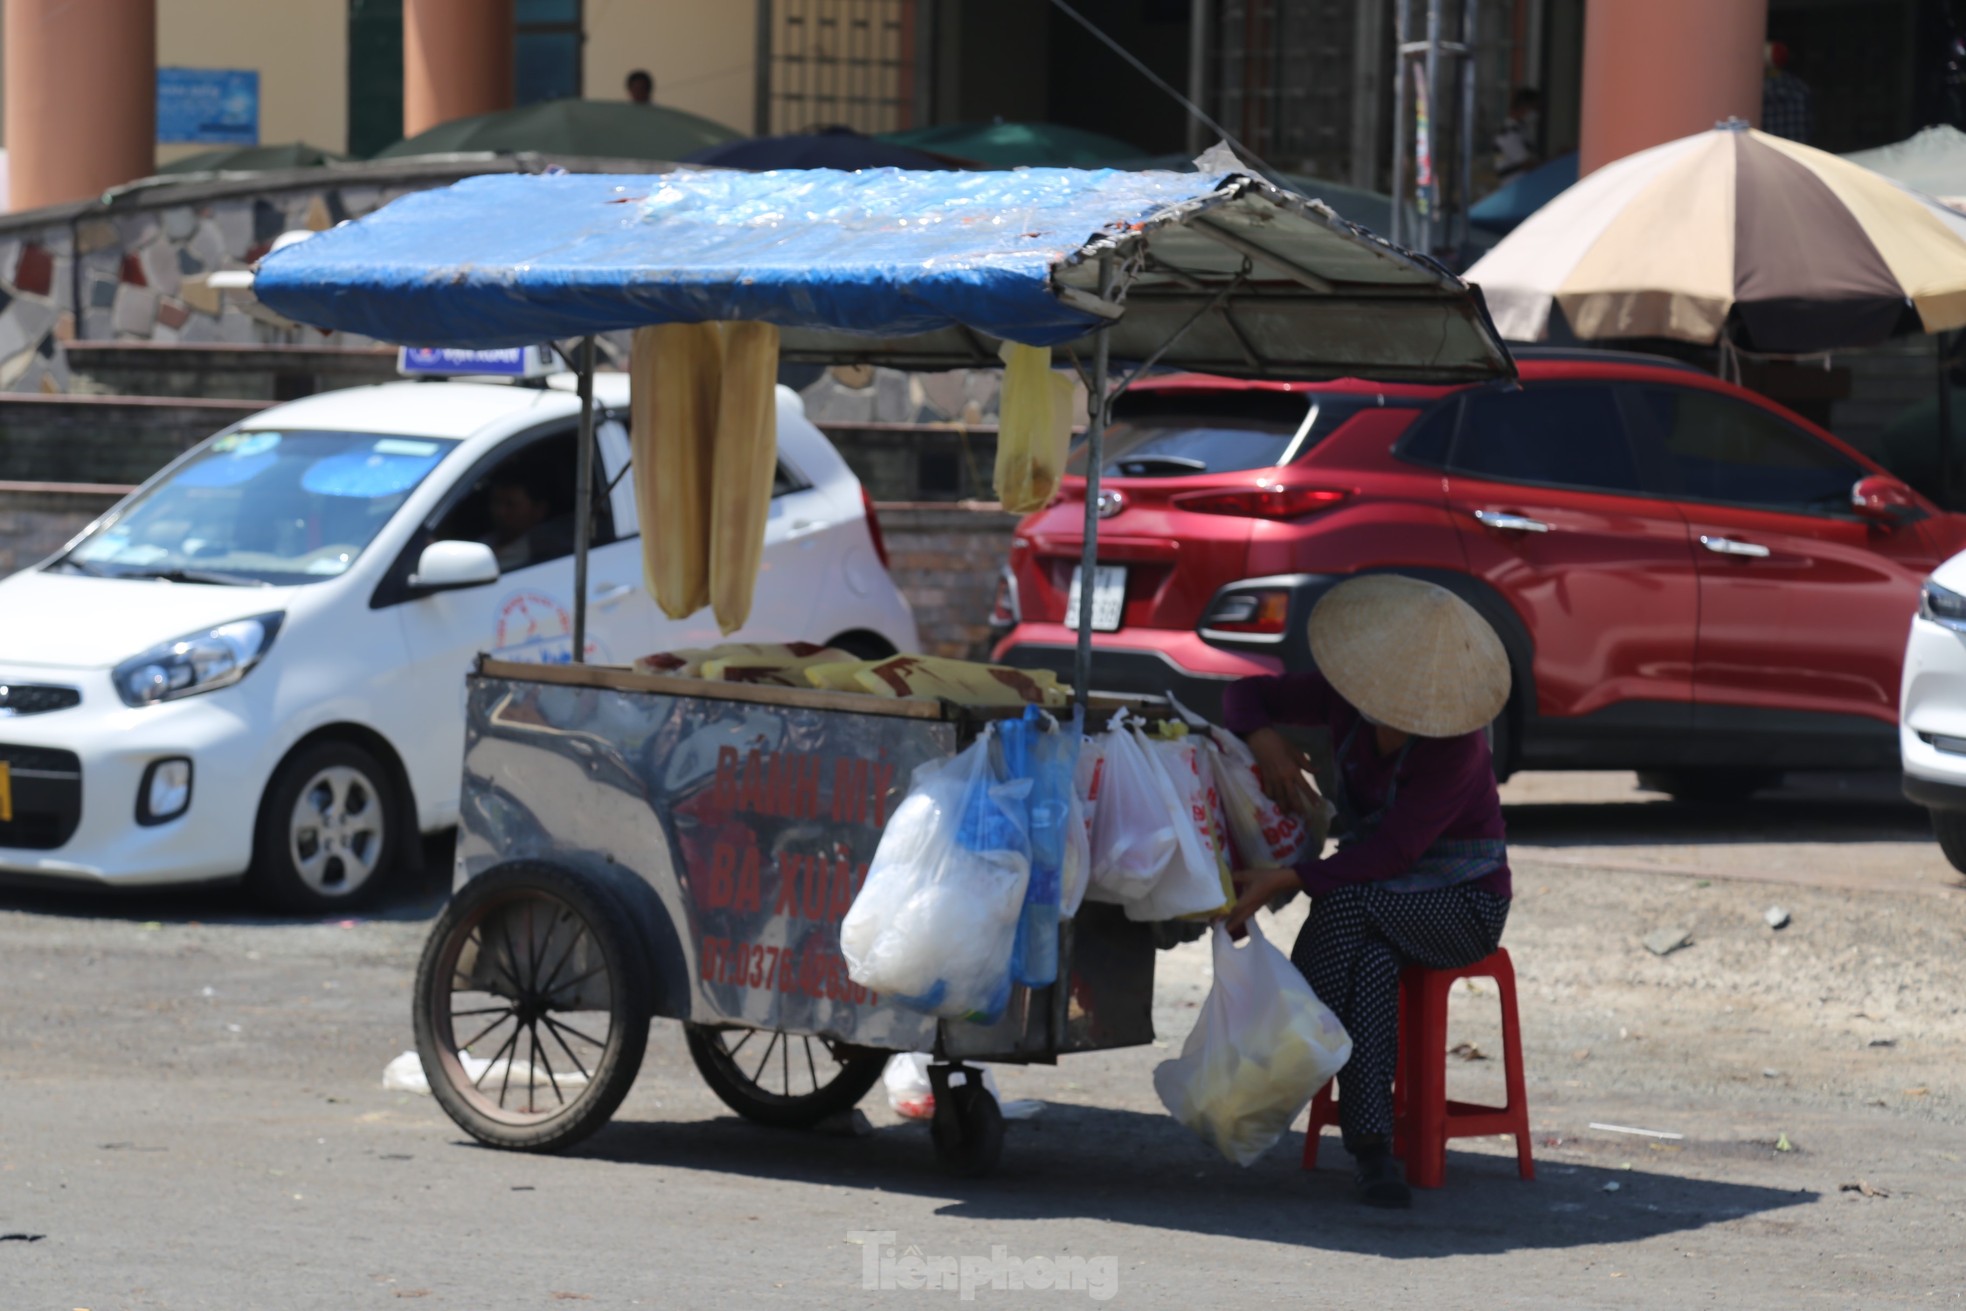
[841,726,1032,1022]
[1085,714,1176,905]
[883,1052,937,1121]
[994,342,1076,513]
[1003,707,1080,987]
[1126,726,1234,922]
[1152,922,1354,1166]
[1206,726,1327,869]
[1059,785,1091,919]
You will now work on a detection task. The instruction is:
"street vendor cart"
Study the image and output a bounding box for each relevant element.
[254,162,1513,1174]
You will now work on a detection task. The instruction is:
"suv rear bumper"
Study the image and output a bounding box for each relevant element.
[993,625,1285,721]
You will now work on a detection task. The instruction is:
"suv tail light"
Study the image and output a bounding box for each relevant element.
[1172,485,1349,519]
[989,567,1021,629]
[860,487,891,570]
[1202,587,1291,636]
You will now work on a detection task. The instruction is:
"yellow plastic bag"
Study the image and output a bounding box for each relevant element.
[709,322,782,634]
[631,323,723,620]
[994,342,1075,513]
[849,655,1068,707]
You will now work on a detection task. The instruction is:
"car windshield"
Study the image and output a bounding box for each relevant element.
[1065,391,1367,478]
[58,430,460,586]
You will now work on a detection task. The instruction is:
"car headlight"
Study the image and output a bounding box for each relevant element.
[1921,581,1966,633]
[113,613,285,707]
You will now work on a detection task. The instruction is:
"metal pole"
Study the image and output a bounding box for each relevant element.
[1390,0,1411,247]
[1073,254,1116,712]
[1458,0,1478,258]
[1422,0,1442,255]
[1187,0,1211,156]
[1940,331,1955,510]
[571,335,597,664]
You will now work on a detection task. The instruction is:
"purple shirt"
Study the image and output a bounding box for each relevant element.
[1220,672,1511,899]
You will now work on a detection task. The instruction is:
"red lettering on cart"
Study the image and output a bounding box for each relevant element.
[831,758,867,823]
[734,847,762,913]
[772,852,801,916]
[707,843,738,909]
[712,746,742,812]
[870,762,897,824]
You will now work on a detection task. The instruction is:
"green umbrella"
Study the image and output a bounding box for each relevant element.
[374,98,743,162]
[157,142,347,174]
[877,120,1149,169]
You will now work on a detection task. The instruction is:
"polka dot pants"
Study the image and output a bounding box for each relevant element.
[1290,884,1510,1152]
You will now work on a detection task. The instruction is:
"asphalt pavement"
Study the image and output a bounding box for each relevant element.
[3,773,1964,1308]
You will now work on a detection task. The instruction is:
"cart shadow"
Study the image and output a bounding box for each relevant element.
[1502,771,1937,852]
[572,1103,1814,1258]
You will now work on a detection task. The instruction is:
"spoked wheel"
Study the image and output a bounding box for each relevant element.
[684,1024,886,1128]
[413,862,650,1152]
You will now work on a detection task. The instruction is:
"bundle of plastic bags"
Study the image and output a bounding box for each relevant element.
[1153,922,1353,1166]
[1165,696,1330,870]
[841,725,1032,1022]
[1000,707,1081,988]
[1082,713,1234,921]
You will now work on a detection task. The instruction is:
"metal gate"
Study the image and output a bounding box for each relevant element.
[754,0,926,136]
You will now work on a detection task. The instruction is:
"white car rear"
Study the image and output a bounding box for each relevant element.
[0,375,916,909]
[1901,550,1966,870]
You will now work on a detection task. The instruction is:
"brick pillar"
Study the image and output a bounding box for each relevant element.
[4,0,157,211]
[1579,0,1767,177]
[403,0,515,138]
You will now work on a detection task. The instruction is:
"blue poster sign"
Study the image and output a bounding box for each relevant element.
[157,68,259,146]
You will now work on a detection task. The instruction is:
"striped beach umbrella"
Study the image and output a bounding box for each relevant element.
[1466,121,1966,352]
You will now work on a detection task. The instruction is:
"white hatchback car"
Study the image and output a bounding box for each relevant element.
[1902,550,1966,870]
[0,373,917,909]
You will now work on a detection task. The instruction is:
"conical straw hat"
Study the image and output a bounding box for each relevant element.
[1307,575,1511,738]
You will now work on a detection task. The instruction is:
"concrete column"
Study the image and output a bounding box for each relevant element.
[5,0,157,211]
[403,0,515,138]
[1578,0,1766,177]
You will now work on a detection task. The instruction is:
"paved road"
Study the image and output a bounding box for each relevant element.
[3,773,1963,1308]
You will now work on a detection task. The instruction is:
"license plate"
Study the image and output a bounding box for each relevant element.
[0,761,11,823]
[1064,565,1127,632]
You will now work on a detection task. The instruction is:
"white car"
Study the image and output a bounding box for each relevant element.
[0,373,917,909]
[1902,551,1966,870]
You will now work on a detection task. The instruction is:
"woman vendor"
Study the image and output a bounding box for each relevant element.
[1222,575,1513,1210]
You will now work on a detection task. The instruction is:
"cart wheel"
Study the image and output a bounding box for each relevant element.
[413,862,651,1153]
[684,1025,886,1128]
[929,1064,1004,1178]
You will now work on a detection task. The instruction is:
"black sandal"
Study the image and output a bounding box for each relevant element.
[1352,1144,1413,1209]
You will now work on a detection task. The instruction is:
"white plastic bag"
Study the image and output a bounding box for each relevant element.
[1152,921,1353,1166]
[842,727,1032,1020]
[1125,729,1234,922]
[1086,716,1176,904]
[1059,784,1091,918]
[1206,726,1325,869]
[883,1052,937,1120]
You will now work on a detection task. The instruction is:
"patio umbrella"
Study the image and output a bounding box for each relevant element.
[375,98,742,162]
[1466,121,1966,352]
[1469,152,1578,234]
[685,127,965,171]
[158,142,347,174]
[1845,125,1966,211]
[876,121,1149,169]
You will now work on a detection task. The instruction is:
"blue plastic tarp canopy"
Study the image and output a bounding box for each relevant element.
[255,166,1514,383]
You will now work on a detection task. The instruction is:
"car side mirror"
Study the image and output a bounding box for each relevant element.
[410,540,500,592]
[1851,474,1926,528]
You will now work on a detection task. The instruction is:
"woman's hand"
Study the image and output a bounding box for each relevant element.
[1225,867,1300,932]
[1246,726,1320,816]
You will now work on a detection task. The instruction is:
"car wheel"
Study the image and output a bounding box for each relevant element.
[250,740,405,912]
[825,631,898,661]
[1932,809,1966,875]
[1635,768,1783,805]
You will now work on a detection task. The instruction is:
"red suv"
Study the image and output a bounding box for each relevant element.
[992,349,1966,800]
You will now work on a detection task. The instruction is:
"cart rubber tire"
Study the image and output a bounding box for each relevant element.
[684,1025,886,1129]
[1636,768,1783,805]
[250,739,407,913]
[931,1077,1005,1178]
[413,861,650,1153]
[1933,809,1966,875]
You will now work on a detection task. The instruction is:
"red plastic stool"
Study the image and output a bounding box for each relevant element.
[1300,948,1533,1188]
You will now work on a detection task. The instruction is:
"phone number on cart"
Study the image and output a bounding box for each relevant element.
[698,935,877,1005]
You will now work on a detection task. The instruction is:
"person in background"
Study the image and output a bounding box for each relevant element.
[1222,575,1514,1210]
[482,472,554,571]
[626,69,655,105]
[1762,41,1814,144]
[1491,87,1542,181]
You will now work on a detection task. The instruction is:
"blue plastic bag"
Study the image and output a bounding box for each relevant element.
[1005,707,1080,988]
